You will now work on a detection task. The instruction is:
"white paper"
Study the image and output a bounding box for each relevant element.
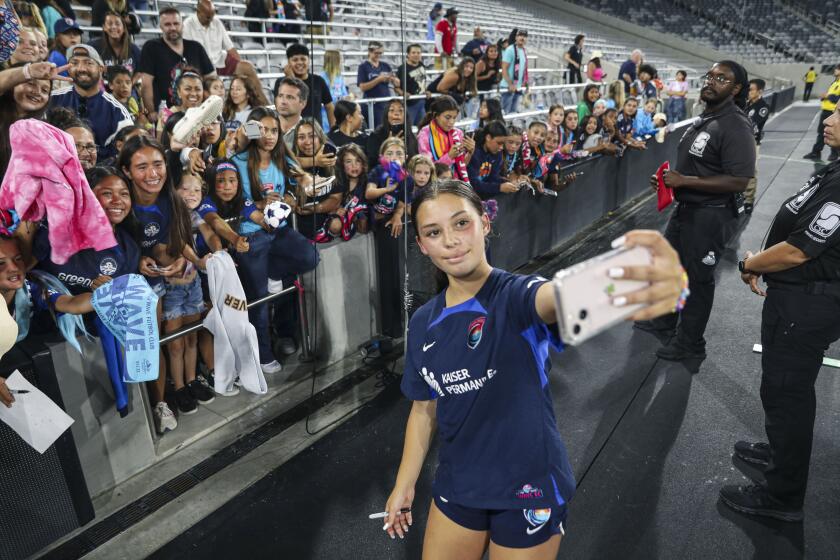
[0,370,74,454]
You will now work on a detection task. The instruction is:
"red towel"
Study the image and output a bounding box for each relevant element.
[656,161,674,212]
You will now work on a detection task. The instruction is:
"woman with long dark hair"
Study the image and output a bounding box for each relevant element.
[476,97,503,128]
[382,180,685,557]
[222,75,263,132]
[117,135,205,434]
[87,10,141,72]
[576,84,601,121]
[428,57,478,111]
[328,99,368,148]
[475,43,501,98]
[227,106,319,368]
[0,61,56,178]
[290,118,345,242]
[418,95,475,183]
[365,98,419,168]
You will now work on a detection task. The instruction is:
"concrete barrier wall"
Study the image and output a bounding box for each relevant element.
[37,86,797,499]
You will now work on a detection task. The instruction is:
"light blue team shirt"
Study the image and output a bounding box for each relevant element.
[232,152,297,235]
[42,6,61,39]
[500,45,526,89]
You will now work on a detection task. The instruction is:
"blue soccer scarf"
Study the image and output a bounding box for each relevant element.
[92,274,159,383]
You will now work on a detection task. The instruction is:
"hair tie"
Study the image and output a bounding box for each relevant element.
[0,208,20,236]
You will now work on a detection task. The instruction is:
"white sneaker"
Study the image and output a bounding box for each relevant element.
[172,95,223,144]
[261,360,283,374]
[267,278,285,295]
[153,401,177,434]
[305,175,336,197]
[214,384,240,397]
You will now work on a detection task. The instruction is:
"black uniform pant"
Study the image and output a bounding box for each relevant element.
[760,286,840,507]
[811,109,839,158]
[650,203,737,349]
[802,82,813,101]
[567,67,582,84]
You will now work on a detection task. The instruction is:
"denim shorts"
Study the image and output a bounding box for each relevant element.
[162,275,205,321]
[433,495,566,549]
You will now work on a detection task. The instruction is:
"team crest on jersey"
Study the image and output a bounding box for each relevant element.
[144,222,160,237]
[99,257,118,276]
[516,484,544,499]
[689,131,711,157]
[808,202,840,240]
[467,316,486,349]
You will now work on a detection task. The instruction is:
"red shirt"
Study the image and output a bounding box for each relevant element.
[435,18,457,55]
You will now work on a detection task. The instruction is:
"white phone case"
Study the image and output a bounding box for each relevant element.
[552,245,652,346]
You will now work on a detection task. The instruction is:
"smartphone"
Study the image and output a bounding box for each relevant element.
[552,245,652,345]
[244,121,262,140]
[322,143,337,156]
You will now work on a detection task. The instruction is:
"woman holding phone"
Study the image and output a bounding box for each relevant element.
[384,181,687,558]
[228,107,320,369]
[418,95,475,183]
[366,99,419,168]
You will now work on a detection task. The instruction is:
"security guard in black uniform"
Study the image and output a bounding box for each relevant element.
[637,61,756,365]
[744,78,770,214]
[720,106,840,522]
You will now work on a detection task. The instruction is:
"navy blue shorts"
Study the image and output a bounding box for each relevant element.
[434,494,566,549]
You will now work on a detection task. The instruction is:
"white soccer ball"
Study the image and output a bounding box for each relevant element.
[264,201,292,229]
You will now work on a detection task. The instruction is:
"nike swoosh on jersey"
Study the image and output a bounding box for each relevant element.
[423,342,436,352]
[526,521,548,535]
[527,277,547,289]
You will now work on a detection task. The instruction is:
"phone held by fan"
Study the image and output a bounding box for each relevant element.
[552,245,652,345]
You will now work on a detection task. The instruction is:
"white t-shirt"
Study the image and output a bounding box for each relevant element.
[182,15,234,69]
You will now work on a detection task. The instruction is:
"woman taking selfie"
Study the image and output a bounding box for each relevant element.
[383,181,686,558]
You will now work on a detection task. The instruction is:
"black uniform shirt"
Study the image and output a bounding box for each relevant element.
[765,161,840,283]
[746,97,770,144]
[675,98,756,204]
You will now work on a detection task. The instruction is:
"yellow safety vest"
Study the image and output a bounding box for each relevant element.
[822,79,840,112]
[805,70,816,83]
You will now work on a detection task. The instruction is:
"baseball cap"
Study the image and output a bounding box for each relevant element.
[54,18,81,35]
[66,44,104,66]
[445,7,458,16]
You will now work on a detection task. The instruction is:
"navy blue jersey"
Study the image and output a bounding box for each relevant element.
[401,268,576,510]
[134,195,173,254]
[367,165,409,215]
[196,196,259,236]
[33,225,140,295]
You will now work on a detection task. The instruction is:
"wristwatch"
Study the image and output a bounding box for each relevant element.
[738,259,756,275]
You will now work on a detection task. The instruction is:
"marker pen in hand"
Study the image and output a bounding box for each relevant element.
[369,508,411,520]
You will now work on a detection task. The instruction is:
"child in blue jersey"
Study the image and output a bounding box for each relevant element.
[162,173,220,414]
[118,135,209,435]
[32,167,140,295]
[201,157,312,372]
[383,181,687,556]
[366,137,411,238]
[467,121,518,198]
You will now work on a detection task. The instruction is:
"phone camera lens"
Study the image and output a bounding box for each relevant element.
[573,324,581,335]
[579,309,588,320]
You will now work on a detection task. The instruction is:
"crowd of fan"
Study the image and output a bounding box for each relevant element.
[0,0,691,434]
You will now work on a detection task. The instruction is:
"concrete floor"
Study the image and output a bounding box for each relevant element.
[39,103,839,560]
